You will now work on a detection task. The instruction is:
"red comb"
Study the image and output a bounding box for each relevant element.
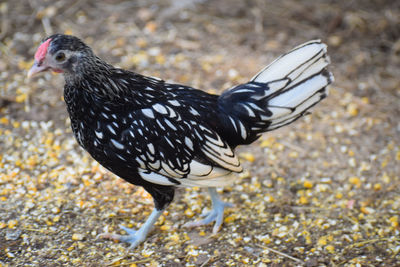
[34,38,52,62]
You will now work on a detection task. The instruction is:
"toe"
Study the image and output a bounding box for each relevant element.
[212,213,224,234]
[183,220,203,228]
[119,225,137,235]
[97,232,118,240]
[183,210,218,229]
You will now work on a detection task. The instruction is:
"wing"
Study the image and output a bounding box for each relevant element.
[130,102,242,187]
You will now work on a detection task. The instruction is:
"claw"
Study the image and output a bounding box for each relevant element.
[183,187,233,234]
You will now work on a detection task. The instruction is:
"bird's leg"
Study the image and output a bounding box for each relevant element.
[184,187,233,234]
[98,208,163,249]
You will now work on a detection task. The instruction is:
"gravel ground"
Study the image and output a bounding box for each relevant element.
[1,0,399,266]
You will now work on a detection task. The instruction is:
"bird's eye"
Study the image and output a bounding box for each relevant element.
[55,52,66,62]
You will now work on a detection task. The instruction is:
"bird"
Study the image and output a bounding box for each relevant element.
[28,34,333,249]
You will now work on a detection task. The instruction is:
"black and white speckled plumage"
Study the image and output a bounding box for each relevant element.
[38,34,333,211]
[64,70,243,210]
[31,34,332,246]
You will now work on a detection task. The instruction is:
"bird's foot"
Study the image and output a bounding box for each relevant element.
[97,209,163,249]
[98,225,146,249]
[183,188,233,234]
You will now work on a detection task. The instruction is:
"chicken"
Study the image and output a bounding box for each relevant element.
[28,34,333,249]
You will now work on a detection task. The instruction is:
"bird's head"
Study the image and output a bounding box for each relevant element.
[28,34,94,78]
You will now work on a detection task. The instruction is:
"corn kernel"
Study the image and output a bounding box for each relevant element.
[264,194,275,203]
[51,207,60,214]
[224,214,236,223]
[360,206,374,214]
[136,38,147,48]
[346,103,358,116]
[361,97,369,104]
[299,196,308,204]
[72,233,85,241]
[8,220,18,228]
[240,152,255,162]
[373,183,381,191]
[242,257,250,264]
[389,216,398,227]
[53,215,60,222]
[260,137,275,148]
[317,236,327,246]
[169,233,180,242]
[144,21,157,33]
[160,225,170,231]
[303,180,313,189]
[381,159,388,168]
[184,208,194,218]
[0,117,9,125]
[63,28,73,35]
[305,235,312,245]
[141,249,154,257]
[15,94,27,103]
[349,176,361,188]
[381,173,390,184]
[325,245,335,253]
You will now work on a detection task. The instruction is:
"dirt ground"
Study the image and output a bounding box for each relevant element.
[1,0,399,266]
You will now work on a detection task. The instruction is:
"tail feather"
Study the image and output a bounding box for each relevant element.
[252,40,329,83]
[218,40,333,146]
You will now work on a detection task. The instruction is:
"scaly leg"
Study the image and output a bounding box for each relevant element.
[98,209,163,249]
[184,187,233,234]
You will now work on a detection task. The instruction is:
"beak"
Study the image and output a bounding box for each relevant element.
[27,60,48,78]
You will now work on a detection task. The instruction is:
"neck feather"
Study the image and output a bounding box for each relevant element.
[64,56,131,99]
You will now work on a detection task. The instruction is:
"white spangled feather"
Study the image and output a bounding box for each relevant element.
[249,40,332,125]
[138,163,234,187]
[268,73,329,110]
[251,40,327,83]
[199,131,242,171]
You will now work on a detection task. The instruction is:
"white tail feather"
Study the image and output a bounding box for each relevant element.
[268,74,329,114]
[218,40,333,144]
[252,40,332,124]
[252,40,328,83]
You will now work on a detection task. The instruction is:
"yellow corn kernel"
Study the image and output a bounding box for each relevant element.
[318,236,327,246]
[0,117,9,125]
[240,153,255,162]
[373,183,381,191]
[72,233,84,241]
[299,196,308,205]
[389,216,398,227]
[224,214,237,223]
[346,103,358,116]
[303,180,313,189]
[325,245,335,253]
[8,220,18,228]
[349,176,361,188]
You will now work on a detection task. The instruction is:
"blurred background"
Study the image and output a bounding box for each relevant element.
[0,0,399,266]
